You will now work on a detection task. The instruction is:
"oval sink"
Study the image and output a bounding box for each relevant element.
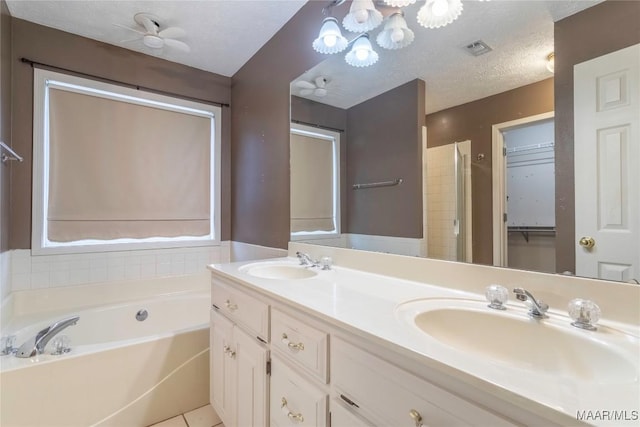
[240,262,318,280]
[396,299,639,384]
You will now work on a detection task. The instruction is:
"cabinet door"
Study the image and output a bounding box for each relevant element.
[210,309,235,426]
[234,326,269,427]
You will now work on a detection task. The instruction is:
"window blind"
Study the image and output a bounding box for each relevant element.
[290,132,335,233]
[47,87,211,242]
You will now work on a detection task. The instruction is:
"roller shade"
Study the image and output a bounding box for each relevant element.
[47,87,211,242]
[290,132,335,233]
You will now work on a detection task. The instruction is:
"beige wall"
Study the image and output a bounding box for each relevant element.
[7,18,232,249]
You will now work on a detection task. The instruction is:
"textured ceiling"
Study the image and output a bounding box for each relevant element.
[6,0,307,77]
[292,0,604,113]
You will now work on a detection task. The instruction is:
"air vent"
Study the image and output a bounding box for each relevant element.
[464,40,492,56]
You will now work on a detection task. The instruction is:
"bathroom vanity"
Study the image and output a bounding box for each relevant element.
[208,244,640,427]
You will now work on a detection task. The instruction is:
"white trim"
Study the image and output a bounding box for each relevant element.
[31,69,222,255]
[491,111,555,267]
[290,123,341,238]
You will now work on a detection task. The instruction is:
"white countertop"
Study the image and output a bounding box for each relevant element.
[209,257,640,427]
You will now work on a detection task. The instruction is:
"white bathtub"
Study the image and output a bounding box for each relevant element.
[0,274,212,427]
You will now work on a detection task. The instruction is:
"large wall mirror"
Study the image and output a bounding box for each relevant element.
[289,0,640,283]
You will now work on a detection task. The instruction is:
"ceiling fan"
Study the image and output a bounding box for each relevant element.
[116,12,190,53]
[295,77,329,97]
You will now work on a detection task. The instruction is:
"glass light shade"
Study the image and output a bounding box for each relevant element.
[376,12,415,50]
[417,0,463,29]
[345,35,379,67]
[312,17,348,54]
[546,52,555,73]
[382,0,417,7]
[342,0,383,33]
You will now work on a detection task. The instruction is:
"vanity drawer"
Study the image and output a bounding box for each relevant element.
[271,308,329,383]
[270,355,328,427]
[330,399,373,427]
[332,338,517,427]
[211,277,269,341]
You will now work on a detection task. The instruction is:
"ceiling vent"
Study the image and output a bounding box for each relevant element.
[464,40,492,56]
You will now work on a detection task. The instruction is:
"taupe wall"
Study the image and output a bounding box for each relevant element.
[425,78,554,265]
[8,18,232,249]
[554,0,640,273]
[1,0,11,299]
[347,79,424,238]
[230,0,350,250]
[290,95,348,232]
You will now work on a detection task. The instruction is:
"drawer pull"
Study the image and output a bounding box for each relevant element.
[225,299,238,311]
[281,397,304,423]
[223,345,236,358]
[409,409,424,427]
[281,333,305,351]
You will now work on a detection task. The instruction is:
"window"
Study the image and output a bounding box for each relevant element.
[290,123,340,238]
[32,69,221,254]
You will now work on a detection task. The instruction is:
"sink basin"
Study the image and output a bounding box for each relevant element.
[396,299,639,384]
[240,262,318,280]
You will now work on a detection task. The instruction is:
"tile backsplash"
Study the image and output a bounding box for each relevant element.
[9,243,231,292]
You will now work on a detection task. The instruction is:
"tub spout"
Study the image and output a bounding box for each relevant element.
[15,315,79,358]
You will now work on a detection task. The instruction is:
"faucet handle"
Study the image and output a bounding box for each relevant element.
[568,299,601,331]
[0,335,16,356]
[485,284,508,310]
[320,256,333,270]
[50,335,72,355]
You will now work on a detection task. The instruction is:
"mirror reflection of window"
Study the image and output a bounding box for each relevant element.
[290,124,340,238]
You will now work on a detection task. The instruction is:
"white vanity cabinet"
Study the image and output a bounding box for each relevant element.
[210,278,270,427]
[331,338,517,427]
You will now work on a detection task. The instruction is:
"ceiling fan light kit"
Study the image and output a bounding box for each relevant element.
[315,0,469,68]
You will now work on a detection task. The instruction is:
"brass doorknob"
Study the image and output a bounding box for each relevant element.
[579,236,595,249]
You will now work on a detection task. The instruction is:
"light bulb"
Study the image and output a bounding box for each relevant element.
[323,34,337,47]
[354,9,369,23]
[432,0,449,17]
[355,48,369,61]
[390,28,405,43]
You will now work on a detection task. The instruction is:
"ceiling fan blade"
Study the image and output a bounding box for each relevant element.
[113,23,145,35]
[120,37,142,44]
[314,88,328,97]
[137,14,158,34]
[299,89,314,96]
[163,38,191,53]
[159,27,186,39]
[294,81,315,89]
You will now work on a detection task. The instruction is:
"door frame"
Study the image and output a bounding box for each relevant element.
[491,111,555,267]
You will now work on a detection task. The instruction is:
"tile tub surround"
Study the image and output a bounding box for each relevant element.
[210,245,640,426]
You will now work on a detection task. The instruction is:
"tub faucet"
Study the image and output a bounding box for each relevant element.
[15,315,79,358]
[513,288,548,318]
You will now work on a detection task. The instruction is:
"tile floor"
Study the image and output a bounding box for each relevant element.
[148,404,223,427]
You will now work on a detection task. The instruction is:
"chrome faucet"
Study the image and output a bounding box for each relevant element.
[15,315,79,358]
[513,288,549,319]
[296,251,318,267]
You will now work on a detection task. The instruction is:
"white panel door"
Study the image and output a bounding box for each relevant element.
[575,44,640,281]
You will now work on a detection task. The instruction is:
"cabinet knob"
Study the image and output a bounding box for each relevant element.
[281,397,304,423]
[281,333,305,351]
[225,299,238,311]
[409,409,424,427]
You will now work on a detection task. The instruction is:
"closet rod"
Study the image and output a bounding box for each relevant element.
[20,57,230,108]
